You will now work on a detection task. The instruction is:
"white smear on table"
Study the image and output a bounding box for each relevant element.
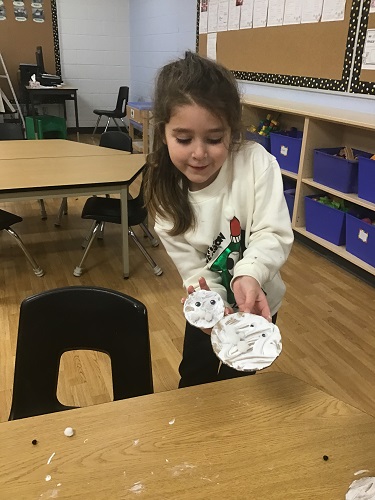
[169,463,197,477]
[201,477,212,482]
[56,483,62,487]
[83,439,89,444]
[354,469,370,476]
[165,459,169,463]
[40,489,59,498]
[169,418,175,425]
[133,439,140,446]
[346,477,375,500]
[47,452,56,465]
[129,481,144,494]
[45,475,52,482]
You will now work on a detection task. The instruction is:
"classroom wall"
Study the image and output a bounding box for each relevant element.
[129,0,197,102]
[56,0,130,128]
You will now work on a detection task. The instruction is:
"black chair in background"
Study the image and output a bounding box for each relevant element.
[73,131,162,277]
[0,122,47,220]
[92,86,129,135]
[9,286,154,420]
[0,209,44,277]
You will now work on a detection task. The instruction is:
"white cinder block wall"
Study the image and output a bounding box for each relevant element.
[57,0,130,128]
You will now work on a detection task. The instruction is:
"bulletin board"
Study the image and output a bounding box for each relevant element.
[350,0,375,95]
[197,0,360,92]
[0,0,60,97]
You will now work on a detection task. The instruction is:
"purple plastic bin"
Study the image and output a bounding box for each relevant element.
[270,130,303,173]
[358,156,375,204]
[313,148,372,194]
[305,196,346,245]
[346,213,375,267]
[284,189,295,221]
[245,131,271,152]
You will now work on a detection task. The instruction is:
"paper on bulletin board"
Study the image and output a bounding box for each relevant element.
[217,0,230,31]
[321,0,346,22]
[228,0,241,31]
[253,0,269,28]
[207,33,217,60]
[370,0,375,14]
[199,0,208,34]
[362,29,375,70]
[240,0,254,29]
[301,0,324,23]
[283,0,302,25]
[208,0,219,32]
[267,0,285,27]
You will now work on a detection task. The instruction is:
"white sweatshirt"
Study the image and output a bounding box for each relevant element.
[155,142,294,316]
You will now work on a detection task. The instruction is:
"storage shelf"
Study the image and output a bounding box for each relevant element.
[302,178,375,211]
[242,94,375,276]
[294,227,375,275]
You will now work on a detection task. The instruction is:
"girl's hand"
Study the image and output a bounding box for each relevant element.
[232,276,271,321]
[181,277,233,335]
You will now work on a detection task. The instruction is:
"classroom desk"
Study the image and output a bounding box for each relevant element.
[25,85,79,139]
[0,140,146,277]
[0,372,373,499]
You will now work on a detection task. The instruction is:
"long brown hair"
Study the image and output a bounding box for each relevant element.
[143,51,243,236]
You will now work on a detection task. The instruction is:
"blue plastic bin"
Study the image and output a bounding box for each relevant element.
[305,196,346,245]
[270,130,303,173]
[346,213,375,267]
[284,189,295,220]
[245,131,271,152]
[358,156,375,203]
[313,148,372,194]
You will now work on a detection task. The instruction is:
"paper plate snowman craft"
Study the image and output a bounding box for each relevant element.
[183,289,225,329]
[211,312,282,371]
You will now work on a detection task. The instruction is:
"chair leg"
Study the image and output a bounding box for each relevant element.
[92,115,101,135]
[139,222,159,247]
[103,117,111,133]
[120,117,129,133]
[129,227,162,276]
[73,221,101,277]
[54,197,68,227]
[97,221,105,240]
[81,220,97,249]
[5,228,44,277]
[113,118,123,133]
[38,199,47,220]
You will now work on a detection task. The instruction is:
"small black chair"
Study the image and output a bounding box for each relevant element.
[0,208,44,277]
[9,286,154,420]
[92,86,129,135]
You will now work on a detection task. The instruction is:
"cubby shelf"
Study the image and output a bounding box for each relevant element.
[242,95,375,277]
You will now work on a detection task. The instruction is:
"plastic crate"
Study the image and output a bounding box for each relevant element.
[313,148,372,194]
[346,213,375,267]
[284,189,295,220]
[270,130,303,173]
[25,115,67,140]
[358,155,375,203]
[305,196,346,245]
[245,130,271,152]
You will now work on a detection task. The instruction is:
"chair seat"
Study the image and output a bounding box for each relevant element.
[93,109,126,118]
[0,209,22,231]
[82,196,147,226]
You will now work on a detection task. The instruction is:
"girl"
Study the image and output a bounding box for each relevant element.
[143,51,294,387]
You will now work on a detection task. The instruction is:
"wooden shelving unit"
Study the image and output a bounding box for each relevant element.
[242,95,375,277]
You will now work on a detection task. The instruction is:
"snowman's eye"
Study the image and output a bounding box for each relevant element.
[195,302,201,307]
[210,300,216,305]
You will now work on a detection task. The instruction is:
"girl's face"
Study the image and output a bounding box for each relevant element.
[164,103,231,191]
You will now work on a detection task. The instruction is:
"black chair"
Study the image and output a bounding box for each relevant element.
[0,208,44,277]
[73,132,162,277]
[9,286,154,420]
[0,122,47,220]
[92,86,129,135]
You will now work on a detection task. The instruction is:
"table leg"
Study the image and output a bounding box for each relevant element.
[73,92,80,141]
[120,187,130,278]
[31,94,38,140]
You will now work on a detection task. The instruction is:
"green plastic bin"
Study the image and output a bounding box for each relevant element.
[25,115,67,140]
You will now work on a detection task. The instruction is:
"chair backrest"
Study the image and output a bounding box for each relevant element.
[115,86,129,115]
[0,123,24,140]
[9,286,153,420]
[99,131,133,152]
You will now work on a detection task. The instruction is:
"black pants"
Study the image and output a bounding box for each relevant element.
[178,313,277,388]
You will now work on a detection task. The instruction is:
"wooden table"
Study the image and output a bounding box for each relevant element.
[0,373,373,499]
[0,139,146,277]
[25,85,80,139]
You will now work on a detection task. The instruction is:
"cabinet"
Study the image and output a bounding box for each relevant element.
[127,102,153,155]
[242,95,375,277]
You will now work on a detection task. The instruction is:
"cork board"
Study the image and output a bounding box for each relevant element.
[0,0,60,97]
[351,1,375,94]
[198,0,359,92]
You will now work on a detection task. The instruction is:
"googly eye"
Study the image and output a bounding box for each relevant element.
[195,301,201,307]
[210,299,216,305]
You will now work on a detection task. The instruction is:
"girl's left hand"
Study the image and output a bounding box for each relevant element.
[181,277,233,335]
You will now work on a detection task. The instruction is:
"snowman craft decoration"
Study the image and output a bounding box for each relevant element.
[183,290,282,371]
